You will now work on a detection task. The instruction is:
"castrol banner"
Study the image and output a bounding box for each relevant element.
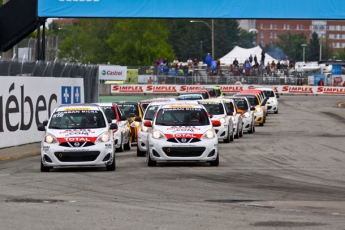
[99,65,127,80]
[111,84,345,95]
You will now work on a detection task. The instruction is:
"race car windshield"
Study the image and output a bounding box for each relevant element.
[118,104,139,117]
[263,90,275,97]
[144,105,160,120]
[49,110,106,129]
[234,99,249,110]
[155,108,209,126]
[239,95,259,106]
[141,103,150,111]
[225,102,235,113]
[200,103,224,115]
[178,94,203,100]
[100,106,116,120]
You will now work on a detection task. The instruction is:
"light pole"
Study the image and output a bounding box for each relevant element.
[301,44,307,62]
[190,19,214,59]
[58,27,77,62]
[249,28,258,46]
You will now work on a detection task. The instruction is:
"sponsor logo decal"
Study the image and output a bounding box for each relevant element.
[281,86,313,93]
[57,137,98,143]
[146,85,177,92]
[218,86,243,92]
[165,133,203,139]
[167,126,201,132]
[318,87,345,94]
[112,85,143,92]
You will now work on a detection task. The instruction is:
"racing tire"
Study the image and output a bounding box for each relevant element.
[124,137,131,151]
[274,109,278,114]
[230,129,234,142]
[259,122,264,126]
[253,125,256,133]
[137,147,145,157]
[116,135,124,152]
[248,124,254,134]
[239,126,243,137]
[234,127,239,139]
[106,155,116,171]
[223,128,231,143]
[40,160,51,172]
[210,152,219,167]
[147,148,156,167]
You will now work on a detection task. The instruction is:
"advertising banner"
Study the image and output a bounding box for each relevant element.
[0,76,84,148]
[110,84,345,95]
[99,65,127,81]
[38,0,345,20]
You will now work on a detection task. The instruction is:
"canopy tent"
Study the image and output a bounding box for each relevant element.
[220,46,278,66]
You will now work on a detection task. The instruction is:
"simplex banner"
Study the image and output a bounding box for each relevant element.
[110,84,345,95]
[38,0,345,19]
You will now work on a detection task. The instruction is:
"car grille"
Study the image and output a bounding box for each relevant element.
[167,138,201,143]
[54,151,100,162]
[267,106,272,109]
[59,142,95,148]
[162,147,205,157]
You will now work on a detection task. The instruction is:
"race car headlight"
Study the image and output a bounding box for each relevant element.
[219,118,226,124]
[44,133,57,144]
[152,130,165,139]
[271,99,277,103]
[131,121,140,127]
[255,107,262,113]
[141,125,149,132]
[97,131,110,142]
[230,116,235,121]
[202,130,215,139]
[243,112,250,118]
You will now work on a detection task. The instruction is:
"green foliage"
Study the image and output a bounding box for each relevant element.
[237,29,256,48]
[335,50,345,60]
[275,32,308,61]
[309,32,320,61]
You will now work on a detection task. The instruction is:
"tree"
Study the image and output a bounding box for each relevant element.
[275,32,308,61]
[237,29,256,48]
[309,32,320,61]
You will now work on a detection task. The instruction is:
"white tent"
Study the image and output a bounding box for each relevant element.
[220,46,278,66]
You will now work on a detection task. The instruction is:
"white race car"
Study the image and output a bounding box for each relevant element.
[144,103,221,166]
[198,99,234,143]
[37,104,118,172]
[255,87,279,114]
[221,98,244,139]
[231,96,255,133]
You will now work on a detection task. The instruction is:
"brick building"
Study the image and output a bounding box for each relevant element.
[241,20,345,52]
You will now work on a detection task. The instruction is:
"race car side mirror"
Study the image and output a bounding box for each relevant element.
[107,118,113,123]
[37,124,46,131]
[135,116,142,122]
[211,120,221,127]
[42,120,48,126]
[109,123,118,130]
[144,120,152,127]
[276,94,280,98]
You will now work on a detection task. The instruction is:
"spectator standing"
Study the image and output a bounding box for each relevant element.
[193,58,199,69]
[261,51,266,66]
[147,77,153,84]
[216,58,221,75]
[243,59,251,76]
[318,79,324,86]
[187,58,193,68]
[233,58,239,67]
[254,54,257,63]
[205,53,213,70]
[173,59,179,69]
[249,54,253,65]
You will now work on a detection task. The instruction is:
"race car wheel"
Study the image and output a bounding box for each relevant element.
[210,152,219,167]
[230,129,234,142]
[239,126,243,137]
[234,126,239,139]
[224,127,231,143]
[124,137,131,151]
[40,159,51,172]
[248,124,254,134]
[253,125,256,132]
[137,147,145,157]
[106,156,116,171]
[147,148,156,167]
[274,109,278,114]
[259,122,264,126]
[116,135,124,152]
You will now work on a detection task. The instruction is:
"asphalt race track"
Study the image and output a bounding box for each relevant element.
[1,95,345,230]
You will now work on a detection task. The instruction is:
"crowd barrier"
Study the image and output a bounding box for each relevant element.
[110,84,345,95]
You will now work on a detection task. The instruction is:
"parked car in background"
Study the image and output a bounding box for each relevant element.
[255,87,279,114]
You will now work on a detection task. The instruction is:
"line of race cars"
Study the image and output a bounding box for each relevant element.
[37,86,279,172]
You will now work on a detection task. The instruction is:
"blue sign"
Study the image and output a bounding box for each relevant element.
[313,74,325,86]
[332,65,342,75]
[38,0,345,19]
[61,86,71,104]
[73,86,81,103]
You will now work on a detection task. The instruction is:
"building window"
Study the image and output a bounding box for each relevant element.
[261,23,264,29]
[329,34,335,39]
[342,43,345,48]
[270,32,273,38]
[274,24,277,29]
[287,24,290,29]
[296,25,299,30]
[260,32,264,38]
[300,25,304,30]
[283,24,286,29]
[336,25,341,30]
[342,26,345,31]
[320,25,324,30]
[274,33,277,38]
[329,25,335,30]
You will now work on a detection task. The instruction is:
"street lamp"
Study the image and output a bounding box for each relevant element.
[58,27,77,62]
[190,19,214,59]
[301,44,307,62]
[249,28,258,46]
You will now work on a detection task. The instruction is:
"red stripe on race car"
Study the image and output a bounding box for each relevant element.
[165,133,203,139]
[57,137,98,143]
